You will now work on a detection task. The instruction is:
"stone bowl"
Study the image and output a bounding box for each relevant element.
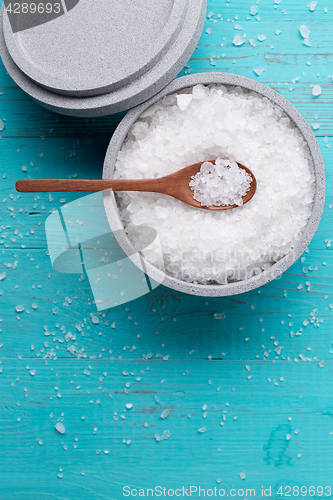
[103,72,325,297]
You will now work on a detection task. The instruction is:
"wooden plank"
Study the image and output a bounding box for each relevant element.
[1,359,333,499]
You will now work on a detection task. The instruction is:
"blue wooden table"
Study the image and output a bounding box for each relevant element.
[1,1,333,499]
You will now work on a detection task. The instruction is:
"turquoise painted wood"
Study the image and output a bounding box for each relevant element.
[1,1,333,498]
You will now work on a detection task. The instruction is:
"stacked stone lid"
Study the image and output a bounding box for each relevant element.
[0,0,207,116]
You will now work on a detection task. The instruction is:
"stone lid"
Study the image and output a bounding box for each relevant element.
[0,0,207,116]
[3,0,188,97]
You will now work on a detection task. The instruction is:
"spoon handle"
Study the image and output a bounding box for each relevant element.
[16,178,169,193]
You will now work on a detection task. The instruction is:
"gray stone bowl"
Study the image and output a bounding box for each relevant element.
[103,72,326,297]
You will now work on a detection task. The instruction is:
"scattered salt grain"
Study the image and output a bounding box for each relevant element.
[55,422,66,434]
[312,85,322,96]
[16,305,24,313]
[214,313,226,320]
[155,430,171,441]
[198,427,207,433]
[162,430,171,439]
[206,28,212,35]
[299,25,311,39]
[0,120,4,131]
[257,34,266,41]
[308,1,317,11]
[189,159,251,207]
[254,66,265,76]
[0,272,6,281]
[233,35,245,46]
[160,409,169,419]
[240,472,246,480]
[250,5,259,15]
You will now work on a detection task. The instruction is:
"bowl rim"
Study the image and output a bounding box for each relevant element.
[102,72,326,297]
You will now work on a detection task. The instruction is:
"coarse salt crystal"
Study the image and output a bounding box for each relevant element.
[312,85,322,96]
[254,66,265,76]
[233,35,245,46]
[55,422,66,434]
[300,25,311,38]
[214,313,226,320]
[250,5,259,15]
[160,409,169,419]
[177,94,193,111]
[308,1,317,11]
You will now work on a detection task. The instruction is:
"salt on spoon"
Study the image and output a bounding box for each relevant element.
[16,161,256,211]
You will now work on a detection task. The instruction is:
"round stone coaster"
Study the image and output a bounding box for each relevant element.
[0,0,207,116]
[3,0,188,97]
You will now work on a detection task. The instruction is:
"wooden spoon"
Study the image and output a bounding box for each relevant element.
[16,160,256,210]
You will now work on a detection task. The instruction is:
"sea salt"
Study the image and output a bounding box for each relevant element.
[177,94,193,111]
[233,35,245,46]
[250,5,259,15]
[299,25,311,39]
[113,84,315,285]
[214,313,226,320]
[55,422,66,434]
[189,159,251,207]
[160,409,169,419]
[253,66,265,76]
[312,85,322,96]
[308,1,317,11]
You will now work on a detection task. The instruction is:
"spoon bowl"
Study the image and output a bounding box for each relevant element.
[16,160,257,210]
